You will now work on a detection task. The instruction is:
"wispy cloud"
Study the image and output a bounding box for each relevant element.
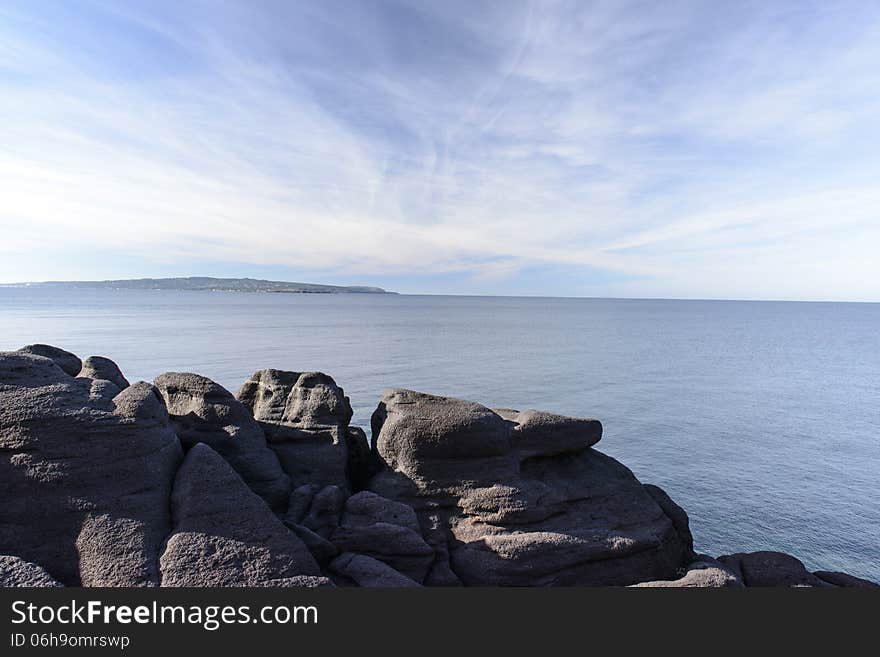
[1,0,878,299]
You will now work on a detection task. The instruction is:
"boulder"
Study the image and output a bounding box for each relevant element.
[813,571,879,588]
[631,556,743,587]
[496,408,602,458]
[300,485,346,539]
[368,389,691,586]
[17,344,81,377]
[329,552,421,587]
[285,523,340,566]
[0,352,182,586]
[154,372,290,511]
[717,551,831,587]
[78,355,130,390]
[237,370,354,490]
[0,555,63,587]
[329,491,434,582]
[285,484,317,525]
[159,444,325,587]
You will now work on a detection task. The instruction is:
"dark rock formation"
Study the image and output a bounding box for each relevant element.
[368,389,691,586]
[1,347,875,588]
[154,372,290,511]
[17,344,81,376]
[79,355,130,390]
[330,491,435,582]
[346,426,381,490]
[0,555,63,587]
[813,571,879,588]
[0,351,182,586]
[329,552,421,587]
[298,485,347,539]
[717,551,831,587]
[237,369,355,490]
[159,444,326,587]
[285,523,340,566]
[631,556,743,587]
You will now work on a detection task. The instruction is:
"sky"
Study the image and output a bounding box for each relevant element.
[1,1,879,300]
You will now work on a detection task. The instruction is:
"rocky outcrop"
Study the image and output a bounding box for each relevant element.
[0,351,182,586]
[368,389,691,586]
[17,344,82,376]
[330,491,435,582]
[159,444,326,587]
[631,556,743,587]
[79,355,130,390]
[813,571,879,588]
[717,551,833,587]
[1,345,876,588]
[154,372,290,511]
[0,555,64,587]
[237,370,360,491]
[329,553,421,587]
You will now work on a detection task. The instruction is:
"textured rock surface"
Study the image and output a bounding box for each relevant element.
[299,485,347,539]
[237,370,354,490]
[717,551,831,587]
[1,349,876,588]
[0,351,182,586]
[631,556,743,587]
[285,523,340,566]
[79,355,130,390]
[813,570,880,588]
[329,552,421,587]
[331,491,434,582]
[369,389,691,586]
[0,555,64,587]
[154,372,290,511]
[17,344,82,376]
[159,444,325,587]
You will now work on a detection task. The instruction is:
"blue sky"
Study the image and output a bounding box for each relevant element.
[1,1,879,299]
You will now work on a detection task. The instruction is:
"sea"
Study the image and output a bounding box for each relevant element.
[1,287,878,581]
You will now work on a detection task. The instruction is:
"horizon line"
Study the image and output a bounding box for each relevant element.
[1,276,877,305]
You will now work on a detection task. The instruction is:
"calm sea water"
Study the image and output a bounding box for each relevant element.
[1,287,878,581]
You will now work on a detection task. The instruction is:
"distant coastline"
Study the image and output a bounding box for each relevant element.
[1,276,394,295]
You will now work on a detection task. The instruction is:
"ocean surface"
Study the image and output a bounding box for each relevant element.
[1,287,878,581]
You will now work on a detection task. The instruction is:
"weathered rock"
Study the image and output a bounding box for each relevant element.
[0,555,63,587]
[329,552,421,587]
[496,408,602,458]
[159,444,324,587]
[643,484,695,561]
[17,344,81,377]
[285,523,340,566]
[237,369,354,490]
[717,551,831,587]
[328,491,434,582]
[3,347,874,589]
[0,352,182,586]
[369,389,690,586]
[300,485,346,539]
[285,484,317,525]
[79,355,130,390]
[813,570,879,588]
[154,372,290,511]
[339,490,422,533]
[631,556,743,587]
[372,389,515,487]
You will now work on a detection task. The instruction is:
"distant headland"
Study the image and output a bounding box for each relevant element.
[3,277,394,294]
